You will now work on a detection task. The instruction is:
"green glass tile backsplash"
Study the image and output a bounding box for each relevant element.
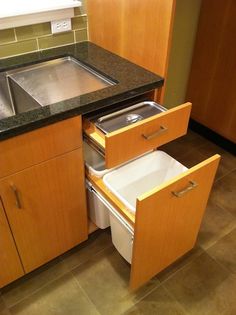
[0,6,88,59]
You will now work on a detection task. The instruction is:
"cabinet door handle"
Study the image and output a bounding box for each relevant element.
[172,181,198,197]
[142,125,168,140]
[10,184,22,209]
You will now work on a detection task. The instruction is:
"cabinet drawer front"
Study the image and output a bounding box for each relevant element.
[0,116,82,178]
[130,154,220,290]
[105,103,191,168]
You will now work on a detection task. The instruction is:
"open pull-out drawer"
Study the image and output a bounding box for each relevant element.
[83,102,192,168]
[86,148,220,291]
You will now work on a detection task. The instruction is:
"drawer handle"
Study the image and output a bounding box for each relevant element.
[142,125,168,140]
[172,181,198,197]
[10,184,22,209]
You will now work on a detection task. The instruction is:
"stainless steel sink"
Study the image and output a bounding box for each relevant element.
[0,72,15,119]
[4,57,116,115]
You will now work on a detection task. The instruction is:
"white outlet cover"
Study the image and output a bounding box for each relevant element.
[51,18,72,34]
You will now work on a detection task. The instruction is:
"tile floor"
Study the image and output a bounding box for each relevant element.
[1,130,236,315]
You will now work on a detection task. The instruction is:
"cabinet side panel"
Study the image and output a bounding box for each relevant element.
[186,0,236,142]
[87,0,175,77]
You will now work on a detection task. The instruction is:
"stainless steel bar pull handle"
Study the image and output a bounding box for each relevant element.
[10,184,22,209]
[142,125,168,140]
[172,181,198,197]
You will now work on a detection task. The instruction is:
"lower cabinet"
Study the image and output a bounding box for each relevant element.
[0,199,24,288]
[0,149,88,274]
[83,99,222,289]
[88,154,220,290]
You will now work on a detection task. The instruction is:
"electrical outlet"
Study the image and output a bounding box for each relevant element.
[51,18,72,34]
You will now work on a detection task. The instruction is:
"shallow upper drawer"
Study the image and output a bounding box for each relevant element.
[83,103,192,168]
[0,116,82,178]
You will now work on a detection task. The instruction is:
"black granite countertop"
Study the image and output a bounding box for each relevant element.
[0,41,164,141]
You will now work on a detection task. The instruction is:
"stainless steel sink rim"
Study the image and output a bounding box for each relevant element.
[4,56,117,115]
[6,56,115,86]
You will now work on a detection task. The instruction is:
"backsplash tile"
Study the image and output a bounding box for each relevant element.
[38,32,75,50]
[0,39,38,59]
[75,29,88,42]
[15,23,51,41]
[0,4,88,59]
[0,29,16,44]
[72,16,87,30]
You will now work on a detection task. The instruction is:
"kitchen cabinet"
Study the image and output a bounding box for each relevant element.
[84,101,220,290]
[0,116,88,285]
[0,150,87,273]
[0,199,24,287]
[186,0,236,143]
[87,0,202,108]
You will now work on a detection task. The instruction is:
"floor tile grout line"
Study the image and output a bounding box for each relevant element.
[63,244,163,313]
[205,249,235,277]
[206,199,236,221]
[69,269,102,315]
[161,284,189,315]
[6,267,100,313]
[200,224,236,252]
[126,279,162,308]
[59,242,114,272]
[0,294,9,313]
[214,167,236,183]
[3,238,114,309]
[204,225,236,250]
[3,264,71,309]
[159,250,206,285]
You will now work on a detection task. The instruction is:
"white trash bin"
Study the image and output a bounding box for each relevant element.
[109,210,134,264]
[86,182,110,229]
[103,150,188,212]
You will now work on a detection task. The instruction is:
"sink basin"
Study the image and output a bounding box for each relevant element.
[7,57,116,114]
[0,72,15,119]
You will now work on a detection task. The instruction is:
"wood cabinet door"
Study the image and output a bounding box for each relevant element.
[0,199,24,288]
[186,0,236,142]
[0,149,88,273]
[130,155,220,290]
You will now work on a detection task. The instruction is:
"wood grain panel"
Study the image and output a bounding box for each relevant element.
[130,154,220,290]
[0,199,24,288]
[0,149,88,272]
[186,0,236,142]
[105,103,191,168]
[0,116,82,178]
[87,0,176,101]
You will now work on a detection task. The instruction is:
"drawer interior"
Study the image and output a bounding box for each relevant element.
[103,150,188,213]
[84,140,188,222]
